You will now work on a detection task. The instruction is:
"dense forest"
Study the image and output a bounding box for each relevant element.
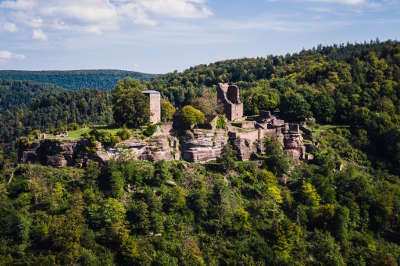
[0,70,156,90]
[0,40,400,265]
[0,80,113,142]
[148,40,400,175]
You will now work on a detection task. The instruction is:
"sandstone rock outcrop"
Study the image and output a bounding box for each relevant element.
[20,134,180,168]
[115,134,179,162]
[282,123,306,160]
[182,129,228,163]
[21,139,76,168]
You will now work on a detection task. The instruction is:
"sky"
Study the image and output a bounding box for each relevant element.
[0,0,399,74]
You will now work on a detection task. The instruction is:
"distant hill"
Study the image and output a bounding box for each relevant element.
[0,69,157,90]
[0,79,63,110]
[0,79,112,142]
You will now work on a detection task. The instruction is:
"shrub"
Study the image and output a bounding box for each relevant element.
[86,129,121,148]
[161,99,176,122]
[143,124,158,137]
[68,123,79,130]
[174,105,205,130]
[117,128,131,140]
[216,115,227,129]
[28,129,41,140]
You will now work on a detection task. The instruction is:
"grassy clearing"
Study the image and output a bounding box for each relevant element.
[66,127,91,140]
[48,125,144,141]
[305,124,350,139]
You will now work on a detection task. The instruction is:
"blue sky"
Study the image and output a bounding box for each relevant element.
[0,0,399,73]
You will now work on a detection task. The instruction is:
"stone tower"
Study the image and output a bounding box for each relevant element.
[217,83,243,121]
[142,90,161,124]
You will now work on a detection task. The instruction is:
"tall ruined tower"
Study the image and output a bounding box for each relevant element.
[217,83,243,121]
[142,90,161,124]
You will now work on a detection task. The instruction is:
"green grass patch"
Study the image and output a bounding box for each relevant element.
[305,124,350,139]
[67,127,91,140]
[48,125,144,141]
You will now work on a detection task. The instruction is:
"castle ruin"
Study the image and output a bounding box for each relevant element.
[217,83,243,121]
[21,84,313,167]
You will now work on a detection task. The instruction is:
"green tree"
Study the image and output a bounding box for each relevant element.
[160,98,176,122]
[263,137,290,177]
[309,231,345,266]
[312,92,336,123]
[280,93,312,121]
[175,105,205,130]
[102,198,126,225]
[219,143,237,171]
[112,77,149,128]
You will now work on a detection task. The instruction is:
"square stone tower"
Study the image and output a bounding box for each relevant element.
[142,90,161,124]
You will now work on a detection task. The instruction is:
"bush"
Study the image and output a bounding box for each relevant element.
[28,129,41,140]
[263,137,290,176]
[68,123,79,130]
[86,129,121,148]
[160,99,176,122]
[143,124,158,137]
[218,143,237,171]
[117,128,131,140]
[216,115,227,129]
[174,105,205,130]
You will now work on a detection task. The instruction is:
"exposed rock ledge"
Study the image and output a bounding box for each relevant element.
[182,129,228,163]
[20,134,180,168]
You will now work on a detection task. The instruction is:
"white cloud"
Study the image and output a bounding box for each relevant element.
[0,0,35,10]
[310,0,370,5]
[136,0,212,18]
[0,50,25,61]
[3,22,18,32]
[118,0,212,26]
[0,0,213,38]
[32,28,47,40]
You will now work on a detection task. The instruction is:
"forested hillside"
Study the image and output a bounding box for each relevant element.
[0,70,156,90]
[0,40,399,265]
[0,80,63,110]
[148,40,400,174]
[0,80,112,142]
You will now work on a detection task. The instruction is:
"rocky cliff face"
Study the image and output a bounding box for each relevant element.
[182,129,228,163]
[20,134,180,167]
[282,124,306,160]
[19,121,311,167]
[21,140,76,167]
[114,135,180,162]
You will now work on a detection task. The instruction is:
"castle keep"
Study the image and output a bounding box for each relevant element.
[142,90,161,124]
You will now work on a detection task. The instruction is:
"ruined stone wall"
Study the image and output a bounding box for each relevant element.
[227,85,240,104]
[229,129,260,161]
[227,103,244,121]
[217,83,243,121]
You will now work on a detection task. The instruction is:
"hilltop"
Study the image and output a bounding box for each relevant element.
[0,40,400,265]
[0,69,157,90]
